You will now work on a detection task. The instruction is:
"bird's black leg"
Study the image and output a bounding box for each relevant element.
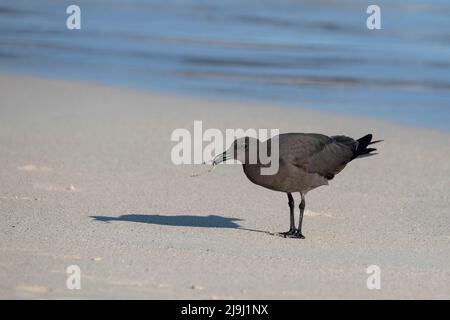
[290,193,306,239]
[276,193,296,237]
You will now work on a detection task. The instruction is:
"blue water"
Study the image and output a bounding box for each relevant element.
[1,0,450,130]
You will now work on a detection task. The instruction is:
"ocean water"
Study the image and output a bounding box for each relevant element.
[1,0,450,131]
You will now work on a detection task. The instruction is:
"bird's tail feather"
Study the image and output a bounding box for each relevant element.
[354,134,383,159]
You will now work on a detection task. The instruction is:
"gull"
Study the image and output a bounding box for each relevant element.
[213,133,382,239]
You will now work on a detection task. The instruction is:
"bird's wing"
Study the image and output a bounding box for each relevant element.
[281,133,356,180]
[278,133,330,166]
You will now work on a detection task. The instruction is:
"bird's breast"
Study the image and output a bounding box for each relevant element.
[242,163,328,193]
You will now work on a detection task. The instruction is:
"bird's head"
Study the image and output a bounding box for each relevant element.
[213,136,260,165]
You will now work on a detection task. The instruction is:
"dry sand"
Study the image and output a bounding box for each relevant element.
[0,74,449,299]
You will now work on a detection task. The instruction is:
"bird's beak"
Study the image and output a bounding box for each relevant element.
[212,151,229,166]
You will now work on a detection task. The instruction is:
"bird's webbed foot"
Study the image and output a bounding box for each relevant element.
[274,228,297,238]
[288,231,305,239]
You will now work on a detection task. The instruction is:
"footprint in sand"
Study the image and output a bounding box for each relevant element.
[209,295,234,300]
[0,195,38,201]
[304,210,335,218]
[17,164,53,172]
[33,183,77,193]
[16,164,77,193]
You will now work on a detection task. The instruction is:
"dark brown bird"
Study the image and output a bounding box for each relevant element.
[213,133,382,239]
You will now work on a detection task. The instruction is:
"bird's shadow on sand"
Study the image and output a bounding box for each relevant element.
[90,214,271,235]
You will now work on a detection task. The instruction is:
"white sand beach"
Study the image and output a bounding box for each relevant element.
[0,74,449,299]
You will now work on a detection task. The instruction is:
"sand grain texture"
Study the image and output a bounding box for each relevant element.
[0,74,449,299]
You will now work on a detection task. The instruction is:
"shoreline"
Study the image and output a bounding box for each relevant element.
[0,73,449,299]
[2,71,449,135]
